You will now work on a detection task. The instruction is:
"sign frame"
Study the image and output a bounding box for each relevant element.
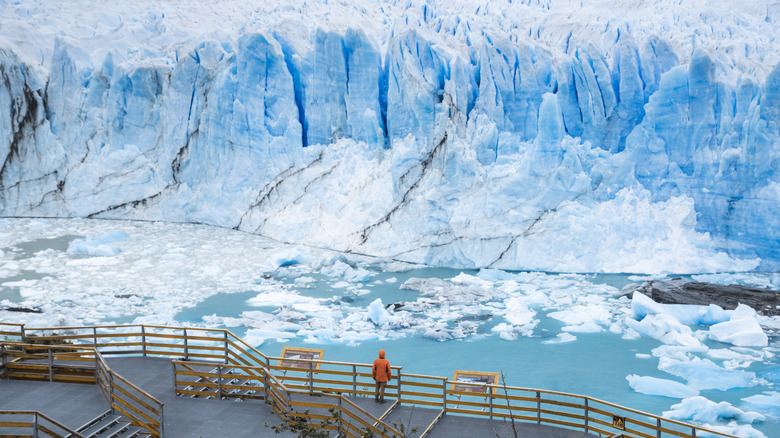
[451,370,501,395]
[278,347,325,370]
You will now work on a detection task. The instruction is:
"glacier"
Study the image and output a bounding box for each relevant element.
[0,0,779,273]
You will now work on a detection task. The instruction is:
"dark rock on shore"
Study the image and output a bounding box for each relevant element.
[633,278,780,317]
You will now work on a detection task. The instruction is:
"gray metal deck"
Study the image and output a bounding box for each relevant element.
[1,356,597,438]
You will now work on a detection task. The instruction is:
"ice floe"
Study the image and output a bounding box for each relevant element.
[658,356,758,391]
[709,304,768,347]
[626,374,698,398]
[663,396,765,425]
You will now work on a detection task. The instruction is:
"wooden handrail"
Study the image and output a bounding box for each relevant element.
[2,341,164,437]
[0,410,85,437]
[2,324,740,438]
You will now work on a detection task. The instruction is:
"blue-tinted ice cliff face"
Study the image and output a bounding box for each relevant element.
[0,0,778,273]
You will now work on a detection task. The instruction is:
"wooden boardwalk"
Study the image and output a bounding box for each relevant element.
[1,356,595,438]
[0,322,735,438]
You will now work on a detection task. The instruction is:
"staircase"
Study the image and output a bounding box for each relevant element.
[179,364,263,401]
[76,410,149,438]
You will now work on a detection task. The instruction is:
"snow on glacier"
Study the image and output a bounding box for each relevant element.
[0,0,778,272]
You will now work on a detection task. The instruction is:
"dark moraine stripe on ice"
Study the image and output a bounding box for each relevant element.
[635,278,780,317]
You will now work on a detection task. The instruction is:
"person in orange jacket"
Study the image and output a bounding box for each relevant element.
[372,349,391,403]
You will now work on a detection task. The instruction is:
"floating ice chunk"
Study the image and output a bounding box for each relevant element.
[490,321,539,341]
[255,329,296,342]
[68,230,129,256]
[663,396,765,424]
[367,298,395,326]
[707,348,766,362]
[1,279,38,287]
[504,297,536,326]
[741,391,780,417]
[331,281,352,289]
[658,356,758,391]
[321,260,370,282]
[626,374,699,398]
[298,328,336,343]
[247,291,328,314]
[294,276,316,287]
[631,291,730,325]
[423,327,455,342]
[709,304,768,347]
[451,272,493,288]
[242,329,268,347]
[625,313,704,348]
[548,303,610,333]
[491,323,516,341]
[339,331,380,344]
[268,245,312,269]
[542,333,577,344]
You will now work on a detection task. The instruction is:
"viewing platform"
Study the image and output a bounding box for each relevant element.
[0,323,736,438]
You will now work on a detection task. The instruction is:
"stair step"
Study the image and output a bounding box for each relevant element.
[78,413,145,438]
[77,410,113,433]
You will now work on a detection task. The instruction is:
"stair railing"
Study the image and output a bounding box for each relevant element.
[0,410,85,438]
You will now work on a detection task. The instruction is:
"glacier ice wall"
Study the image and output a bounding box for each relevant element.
[0,0,778,273]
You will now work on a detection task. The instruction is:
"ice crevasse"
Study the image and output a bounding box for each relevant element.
[0,0,778,273]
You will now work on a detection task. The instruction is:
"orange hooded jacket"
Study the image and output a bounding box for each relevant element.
[372,349,391,382]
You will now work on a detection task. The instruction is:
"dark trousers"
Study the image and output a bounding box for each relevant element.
[375,380,387,401]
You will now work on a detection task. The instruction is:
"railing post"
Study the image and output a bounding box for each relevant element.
[308,362,314,394]
[1,344,6,372]
[20,326,26,354]
[442,380,447,412]
[397,370,402,404]
[584,398,588,433]
[109,372,116,414]
[352,365,357,396]
[160,407,165,438]
[337,396,343,435]
[172,362,177,395]
[262,365,269,397]
[223,332,229,363]
[657,418,662,438]
[183,329,188,360]
[217,365,223,399]
[93,327,98,349]
[32,414,39,438]
[95,352,100,384]
[692,427,696,437]
[488,387,493,419]
[141,326,147,357]
[536,391,541,424]
[48,349,53,382]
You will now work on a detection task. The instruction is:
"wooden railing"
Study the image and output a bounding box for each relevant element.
[0,410,85,438]
[95,352,164,437]
[1,322,739,438]
[0,340,164,438]
[170,359,404,437]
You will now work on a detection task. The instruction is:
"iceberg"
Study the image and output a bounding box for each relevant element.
[658,356,758,391]
[0,1,778,272]
[663,396,765,425]
[626,374,699,399]
[709,304,769,347]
